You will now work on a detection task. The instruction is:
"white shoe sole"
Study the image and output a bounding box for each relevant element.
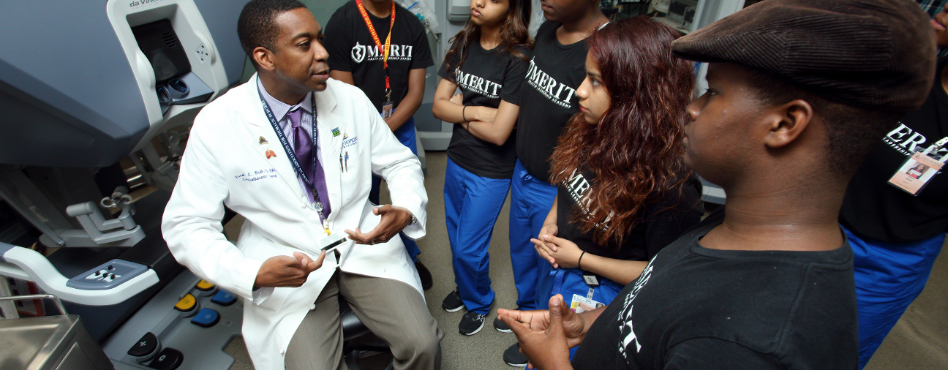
[443,305,464,313]
[495,319,513,333]
[460,321,484,336]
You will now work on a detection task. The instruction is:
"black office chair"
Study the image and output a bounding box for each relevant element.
[340,297,394,370]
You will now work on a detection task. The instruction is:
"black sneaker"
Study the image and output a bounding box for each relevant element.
[494,313,513,333]
[459,311,486,336]
[415,261,433,290]
[442,289,464,312]
[503,342,527,367]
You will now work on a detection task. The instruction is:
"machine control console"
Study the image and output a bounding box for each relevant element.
[66,259,148,290]
[174,293,198,317]
[148,348,184,370]
[190,308,220,328]
[194,279,217,296]
[127,332,160,360]
[210,290,237,306]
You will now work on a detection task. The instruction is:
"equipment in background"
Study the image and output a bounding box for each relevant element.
[0,294,113,370]
[100,271,244,370]
[0,1,251,369]
[667,0,699,29]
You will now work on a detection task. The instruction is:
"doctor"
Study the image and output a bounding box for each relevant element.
[161,1,442,369]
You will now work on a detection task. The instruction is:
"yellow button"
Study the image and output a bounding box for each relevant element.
[195,279,215,291]
[175,294,196,311]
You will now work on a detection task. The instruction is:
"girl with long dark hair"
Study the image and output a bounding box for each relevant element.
[431,0,531,336]
[530,16,703,351]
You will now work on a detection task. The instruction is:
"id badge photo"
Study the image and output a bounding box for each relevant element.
[889,151,943,195]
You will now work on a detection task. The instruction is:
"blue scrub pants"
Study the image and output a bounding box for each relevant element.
[370,116,421,262]
[537,267,624,359]
[444,159,510,314]
[508,159,558,310]
[843,225,945,369]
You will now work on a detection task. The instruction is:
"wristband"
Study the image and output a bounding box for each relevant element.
[578,251,586,270]
[462,106,467,122]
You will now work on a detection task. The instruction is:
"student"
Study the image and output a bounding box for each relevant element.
[498,0,936,368]
[519,17,704,365]
[431,0,531,336]
[501,0,608,333]
[840,3,948,367]
[498,0,608,364]
[324,0,435,289]
[161,1,442,369]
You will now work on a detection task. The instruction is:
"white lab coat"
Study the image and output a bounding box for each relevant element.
[161,76,427,370]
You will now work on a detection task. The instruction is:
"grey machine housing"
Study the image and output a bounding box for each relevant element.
[0,0,247,168]
[0,1,251,369]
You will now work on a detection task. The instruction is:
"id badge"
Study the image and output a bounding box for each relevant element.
[888,152,943,195]
[582,271,600,287]
[318,231,349,253]
[569,294,604,313]
[381,100,394,119]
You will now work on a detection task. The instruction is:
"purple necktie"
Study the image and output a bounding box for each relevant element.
[287,108,331,219]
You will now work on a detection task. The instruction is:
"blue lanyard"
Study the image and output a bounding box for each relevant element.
[258,90,323,209]
[551,268,565,295]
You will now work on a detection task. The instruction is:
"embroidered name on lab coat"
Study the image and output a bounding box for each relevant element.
[235,168,278,182]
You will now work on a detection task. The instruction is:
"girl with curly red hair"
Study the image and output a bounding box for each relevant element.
[530,16,703,346]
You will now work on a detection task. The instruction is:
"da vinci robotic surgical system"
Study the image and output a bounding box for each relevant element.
[0,1,254,369]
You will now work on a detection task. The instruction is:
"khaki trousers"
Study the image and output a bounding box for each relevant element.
[285,271,443,370]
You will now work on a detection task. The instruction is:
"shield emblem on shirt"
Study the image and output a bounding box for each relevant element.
[351,42,367,63]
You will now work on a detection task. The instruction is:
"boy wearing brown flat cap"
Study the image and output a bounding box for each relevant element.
[497,0,937,369]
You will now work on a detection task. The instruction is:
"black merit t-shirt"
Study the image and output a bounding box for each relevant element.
[556,168,703,261]
[324,1,434,112]
[515,21,588,181]
[840,61,948,243]
[572,210,859,370]
[438,41,529,179]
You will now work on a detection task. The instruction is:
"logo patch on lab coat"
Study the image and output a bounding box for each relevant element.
[343,135,358,149]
